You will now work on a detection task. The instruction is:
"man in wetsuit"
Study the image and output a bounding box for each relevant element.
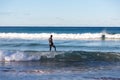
[49,35,56,51]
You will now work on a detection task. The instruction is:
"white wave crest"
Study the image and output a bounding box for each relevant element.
[0,50,60,62]
[0,51,40,61]
[0,33,120,40]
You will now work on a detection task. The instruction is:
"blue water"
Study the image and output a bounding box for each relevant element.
[0,27,120,80]
[0,27,120,33]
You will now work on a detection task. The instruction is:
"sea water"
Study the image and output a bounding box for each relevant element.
[0,27,120,80]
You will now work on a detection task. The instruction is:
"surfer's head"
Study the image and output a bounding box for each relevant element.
[50,35,53,37]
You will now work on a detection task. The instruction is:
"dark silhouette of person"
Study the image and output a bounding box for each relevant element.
[101,34,105,40]
[49,35,56,51]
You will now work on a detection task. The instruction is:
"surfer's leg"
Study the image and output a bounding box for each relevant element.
[53,45,56,51]
[49,46,52,51]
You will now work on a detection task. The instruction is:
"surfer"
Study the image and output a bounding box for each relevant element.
[49,35,56,51]
[101,29,106,40]
[101,34,105,40]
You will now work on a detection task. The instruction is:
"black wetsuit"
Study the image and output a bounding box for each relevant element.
[49,37,56,51]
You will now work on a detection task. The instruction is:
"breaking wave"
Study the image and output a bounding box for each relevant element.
[0,33,120,40]
[0,50,120,62]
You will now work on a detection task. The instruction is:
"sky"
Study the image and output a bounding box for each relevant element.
[0,0,120,26]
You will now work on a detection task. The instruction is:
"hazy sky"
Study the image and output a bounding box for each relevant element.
[0,0,120,26]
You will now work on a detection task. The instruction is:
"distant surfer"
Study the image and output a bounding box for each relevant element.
[101,29,106,40]
[101,34,105,40]
[49,35,56,51]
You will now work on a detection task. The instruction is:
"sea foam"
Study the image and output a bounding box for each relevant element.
[0,51,40,61]
[0,33,120,40]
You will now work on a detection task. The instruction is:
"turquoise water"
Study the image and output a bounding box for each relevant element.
[0,27,120,33]
[0,27,120,80]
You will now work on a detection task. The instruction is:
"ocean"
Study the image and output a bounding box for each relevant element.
[0,27,120,80]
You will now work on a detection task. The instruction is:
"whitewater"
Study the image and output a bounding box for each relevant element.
[0,50,120,62]
[0,32,120,40]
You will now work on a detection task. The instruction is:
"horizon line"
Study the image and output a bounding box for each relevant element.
[0,25,120,27]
